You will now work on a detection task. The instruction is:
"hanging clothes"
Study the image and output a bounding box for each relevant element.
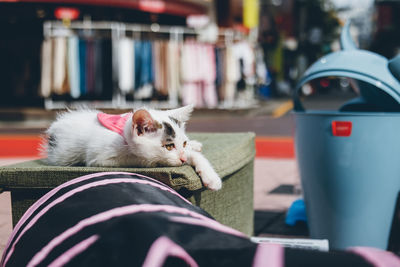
[40,38,52,98]
[68,36,81,99]
[233,41,256,85]
[202,43,217,108]
[180,41,218,108]
[40,22,259,109]
[215,46,227,101]
[111,35,120,94]
[134,40,154,99]
[167,40,181,104]
[152,40,168,96]
[40,26,127,101]
[137,41,153,89]
[78,38,87,96]
[143,41,154,87]
[138,40,154,99]
[151,41,160,94]
[223,45,240,105]
[100,39,113,99]
[214,46,222,100]
[53,37,69,95]
[118,37,135,94]
[86,39,95,95]
[94,39,103,96]
[181,41,200,107]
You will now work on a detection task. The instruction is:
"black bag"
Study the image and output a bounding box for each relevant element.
[1,172,396,267]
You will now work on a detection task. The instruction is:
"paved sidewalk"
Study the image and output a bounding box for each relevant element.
[254,158,301,211]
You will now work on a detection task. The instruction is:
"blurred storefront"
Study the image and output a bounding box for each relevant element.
[0,0,353,110]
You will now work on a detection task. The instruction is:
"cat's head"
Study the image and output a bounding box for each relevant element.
[126,105,193,167]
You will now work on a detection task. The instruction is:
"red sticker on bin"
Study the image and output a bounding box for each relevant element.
[332,121,352,137]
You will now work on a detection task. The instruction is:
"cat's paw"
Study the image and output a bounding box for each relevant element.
[188,140,202,152]
[203,174,222,191]
[188,150,221,191]
[196,166,222,191]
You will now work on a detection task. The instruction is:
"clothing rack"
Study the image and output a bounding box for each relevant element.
[43,20,196,41]
[42,20,260,110]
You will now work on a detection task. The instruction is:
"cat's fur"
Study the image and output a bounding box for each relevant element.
[41,105,222,190]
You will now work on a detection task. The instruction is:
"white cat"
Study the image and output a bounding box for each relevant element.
[41,105,222,190]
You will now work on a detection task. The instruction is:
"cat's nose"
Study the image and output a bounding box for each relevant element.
[180,153,187,163]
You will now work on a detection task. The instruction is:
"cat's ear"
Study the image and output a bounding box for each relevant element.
[132,109,161,136]
[166,104,194,124]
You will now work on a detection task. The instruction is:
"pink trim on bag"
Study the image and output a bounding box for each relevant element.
[27,204,227,267]
[349,247,400,267]
[1,171,139,266]
[252,243,284,267]
[48,235,99,267]
[169,216,246,237]
[3,177,191,267]
[142,236,198,267]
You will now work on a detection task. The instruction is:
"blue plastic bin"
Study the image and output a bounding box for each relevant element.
[293,22,400,250]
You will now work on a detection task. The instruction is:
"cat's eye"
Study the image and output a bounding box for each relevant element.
[165,144,175,151]
[183,141,187,148]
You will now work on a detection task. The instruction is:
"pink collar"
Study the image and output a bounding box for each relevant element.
[97,112,131,137]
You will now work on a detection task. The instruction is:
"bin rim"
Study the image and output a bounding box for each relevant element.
[293,21,400,112]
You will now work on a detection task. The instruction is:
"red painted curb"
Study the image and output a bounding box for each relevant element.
[0,135,43,157]
[255,137,294,158]
[0,135,295,159]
